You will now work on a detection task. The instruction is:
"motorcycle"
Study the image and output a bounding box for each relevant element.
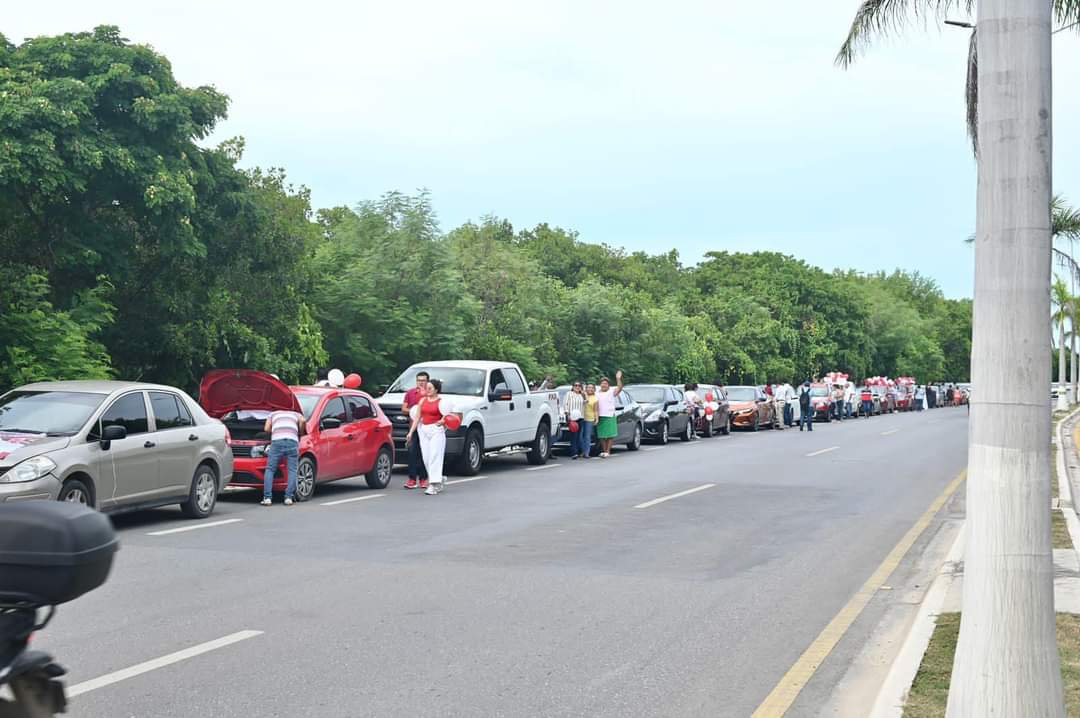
[0,502,118,717]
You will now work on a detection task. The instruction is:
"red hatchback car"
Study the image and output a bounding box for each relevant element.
[199,370,395,501]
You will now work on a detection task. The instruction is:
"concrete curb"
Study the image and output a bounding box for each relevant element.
[1056,405,1080,560]
[869,525,965,718]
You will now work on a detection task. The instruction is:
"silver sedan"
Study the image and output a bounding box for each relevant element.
[0,381,233,518]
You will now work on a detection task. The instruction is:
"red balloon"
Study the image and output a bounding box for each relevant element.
[343,373,362,389]
[569,420,580,433]
[443,413,462,431]
[704,392,714,403]
[705,407,714,418]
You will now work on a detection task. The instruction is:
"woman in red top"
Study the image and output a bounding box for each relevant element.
[406,378,451,495]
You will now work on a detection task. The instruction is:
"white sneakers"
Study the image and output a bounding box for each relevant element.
[424,483,443,496]
[260,498,272,506]
[284,497,294,506]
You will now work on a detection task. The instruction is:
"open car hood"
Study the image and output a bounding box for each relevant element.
[199,369,302,418]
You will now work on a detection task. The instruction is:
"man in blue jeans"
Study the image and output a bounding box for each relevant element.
[262,408,306,506]
[798,381,813,431]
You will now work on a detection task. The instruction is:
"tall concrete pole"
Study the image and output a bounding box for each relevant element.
[946,0,1064,715]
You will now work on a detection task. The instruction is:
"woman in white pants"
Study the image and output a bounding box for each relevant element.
[405,379,451,496]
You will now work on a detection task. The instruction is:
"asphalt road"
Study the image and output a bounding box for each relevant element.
[38,407,969,718]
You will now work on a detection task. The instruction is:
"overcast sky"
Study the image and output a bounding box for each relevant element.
[7,1,1080,298]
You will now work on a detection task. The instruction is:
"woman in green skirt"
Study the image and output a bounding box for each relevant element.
[594,369,624,457]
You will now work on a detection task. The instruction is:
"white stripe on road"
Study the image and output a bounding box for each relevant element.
[320,493,386,506]
[881,428,900,436]
[68,630,263,697]
[525,463,562,472]
[805,446,839,458]
[642,446,667,452]
[147,518,243,536]
[634,483,716,509]
[445,475,489,485]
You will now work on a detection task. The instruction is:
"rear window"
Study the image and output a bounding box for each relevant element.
[150,392,193,430]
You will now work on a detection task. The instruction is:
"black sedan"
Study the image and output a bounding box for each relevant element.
[553,386,644,455]
[626,384,693,444]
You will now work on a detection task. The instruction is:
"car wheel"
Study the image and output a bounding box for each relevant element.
[627,423,642,451]
[722,416,732,435]
[752,414,760,432]
[294,456,317,502]
[58,478,93,507]
[455,427,483,476]
[365,447,394,489]
[658,421,670,445]
[703,419,714,438]
[181,464,218,519]
[527,422,551,465]
[681,417,694,442]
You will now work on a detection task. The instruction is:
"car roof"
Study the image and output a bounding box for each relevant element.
[410,361,511,370]
[625,383,670,388]
[725,385,758,390]
[291,386,371,398]
[13,380,187,395]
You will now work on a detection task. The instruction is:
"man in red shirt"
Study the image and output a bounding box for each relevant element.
[402,371,430,489]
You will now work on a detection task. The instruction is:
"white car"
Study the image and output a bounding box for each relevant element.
[377,361,560,475]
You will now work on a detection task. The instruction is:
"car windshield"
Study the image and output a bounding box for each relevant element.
[296,394,321,419]
[387,367,486,397]
[0,391,106,435]
[726,387,757,402]
[628,387,667,404]
[809,387,828,397]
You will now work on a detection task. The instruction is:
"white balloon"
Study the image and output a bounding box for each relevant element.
[327,369,345,387]
[409,405,420,421]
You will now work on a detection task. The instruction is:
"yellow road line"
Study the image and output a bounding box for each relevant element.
[751,469,966,718]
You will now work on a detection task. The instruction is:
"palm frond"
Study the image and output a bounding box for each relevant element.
[836,0,974,67]
[1055,0,1080,29]
[1053,195,1080,241]
[965,27,978,156]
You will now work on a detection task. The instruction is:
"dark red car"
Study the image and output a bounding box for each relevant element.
[199,370,395,501]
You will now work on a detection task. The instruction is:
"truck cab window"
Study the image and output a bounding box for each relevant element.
[505,370,527,395]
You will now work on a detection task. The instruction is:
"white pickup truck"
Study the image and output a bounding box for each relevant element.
[376,360,560,475]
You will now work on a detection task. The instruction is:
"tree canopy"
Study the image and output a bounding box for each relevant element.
[0,27,972,394]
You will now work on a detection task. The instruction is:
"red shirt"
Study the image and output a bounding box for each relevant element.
[420,399,443,425]
[404,387,423,408]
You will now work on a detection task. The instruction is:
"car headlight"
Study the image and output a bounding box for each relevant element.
[646,410,662,422]
[3,456,57,484]
[737,408,754,416]
[250,445,269,458]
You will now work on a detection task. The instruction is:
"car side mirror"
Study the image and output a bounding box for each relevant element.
[320,417,343,430]
[489,383,512,402]
[100,424,126,450]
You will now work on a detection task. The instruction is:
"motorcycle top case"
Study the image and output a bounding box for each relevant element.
[0,501,118,606]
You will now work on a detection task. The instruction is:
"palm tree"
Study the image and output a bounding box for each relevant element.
[837,0,1080,154]
[945,2,1063,714]
[1053,277,1071,410]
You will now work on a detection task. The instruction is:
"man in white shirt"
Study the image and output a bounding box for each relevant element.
[844,382,857,420]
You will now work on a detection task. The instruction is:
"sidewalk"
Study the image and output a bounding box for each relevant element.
[868,406,1080,717]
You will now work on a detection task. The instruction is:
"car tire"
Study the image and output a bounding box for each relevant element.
[658,421,670,445]
[703,419,713,438]
[527,422,551,465]
[681,418,694,442]
[365,447,394,489]
[58,478,93,507]
[752,414,760,432]
[722,416,732,435]
[180,464,218,519]
[455,427,483,476]
[294,456,317,502]
[627,423,642,451]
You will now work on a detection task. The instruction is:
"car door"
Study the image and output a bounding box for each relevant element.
[503,368,536,442]
[90,391,159,508]
[757,388,770,424]
[669,388,688,434]
[149,391,201,497]
[345,394,378,475]
[485,369,513,447]
[613,392,632,442]
[315,396,351,480]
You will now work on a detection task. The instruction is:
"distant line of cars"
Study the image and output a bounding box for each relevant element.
[0,363,963,521]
